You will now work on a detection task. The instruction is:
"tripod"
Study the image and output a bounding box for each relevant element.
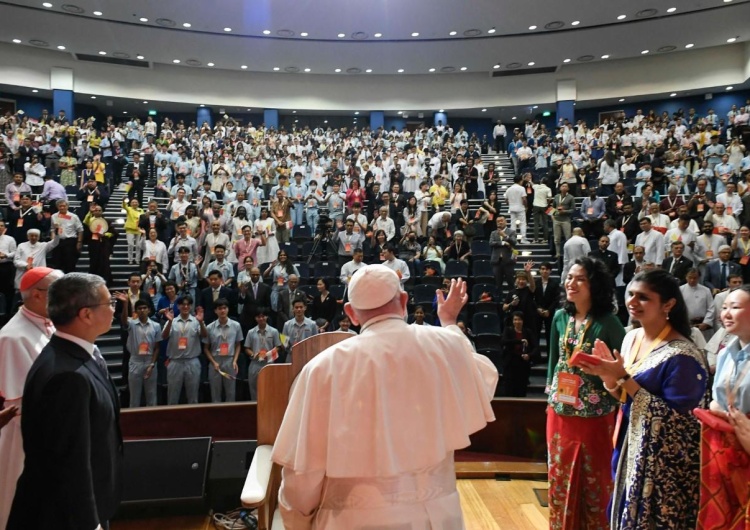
[307,231,337,264]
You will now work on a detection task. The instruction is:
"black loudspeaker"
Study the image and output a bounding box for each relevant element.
[207,440,257,512]
[121,437,212,504]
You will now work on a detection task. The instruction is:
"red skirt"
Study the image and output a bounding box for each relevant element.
[547,407,614,530]
[698,423,750,530]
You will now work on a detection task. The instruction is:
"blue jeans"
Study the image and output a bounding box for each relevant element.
[292,204,305,232]
[306,208,319,230]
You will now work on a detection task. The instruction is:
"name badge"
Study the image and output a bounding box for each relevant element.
[87,195,94,202]
[555,372,582,405]
[344,242,352,253]
[219,343,230,356]
[138,342,150,355]
[178,337,188,350]
[16,218,23,228]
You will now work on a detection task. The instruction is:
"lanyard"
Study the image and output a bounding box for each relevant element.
[561,315,591,358]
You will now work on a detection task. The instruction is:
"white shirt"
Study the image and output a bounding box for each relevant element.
[13,238,60,289]
[635,229,666,265]
[382,257,410,285]
[340,260,366,284]
[0,307,55,528]
[504,183,527,213]
[271,317,497,529]
[561,235,591,280]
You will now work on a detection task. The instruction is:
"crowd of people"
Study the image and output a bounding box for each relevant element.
[2,102,750,527]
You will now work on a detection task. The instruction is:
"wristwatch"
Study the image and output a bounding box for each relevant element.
[616,373,631,386]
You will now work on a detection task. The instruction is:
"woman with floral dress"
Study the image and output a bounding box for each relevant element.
[546,257,625,530]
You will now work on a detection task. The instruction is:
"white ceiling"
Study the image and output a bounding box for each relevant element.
[0,0,748,76]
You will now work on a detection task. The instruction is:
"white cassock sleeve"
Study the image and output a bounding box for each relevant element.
[278,468,326,530]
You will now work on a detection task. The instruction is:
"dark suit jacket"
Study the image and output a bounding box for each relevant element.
[703,259,742,291]
[616,214,641,243]
[76,185,110,218]
[623,260,647,285]
[588,249,621,278]
[8,335,123,529]
[662,256,693,284]
[534,277,561,315]
[199,286,238,323]
[239,281,273,328]
[138,211,168,239]
[276,287,309,324]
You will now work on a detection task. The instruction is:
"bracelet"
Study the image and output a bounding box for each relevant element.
[603,381,621,393]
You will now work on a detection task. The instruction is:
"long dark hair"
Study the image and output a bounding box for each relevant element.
[563,257,616,318]
[630,269,692,341]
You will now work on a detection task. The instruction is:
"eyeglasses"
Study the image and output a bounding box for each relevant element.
[83,299,117,309]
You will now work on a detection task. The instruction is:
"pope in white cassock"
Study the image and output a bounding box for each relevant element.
[271,264,498,529]
[0,267,63,528]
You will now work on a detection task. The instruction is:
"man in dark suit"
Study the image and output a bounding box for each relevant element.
[198,270,238,324]
[276,274,309,325]
[662,241,693,284]
[138,199,169,244]
[533,262,560,349]
[623,246,648,285]
[489,215,517,296]
[605,181,633,221]
[616,202,640,244]
[76,176,110,219]
[239,266,273,331]
[8,273,122,530]
[703,245,742,295]
[125,152,149,206]
[588,235,621,279]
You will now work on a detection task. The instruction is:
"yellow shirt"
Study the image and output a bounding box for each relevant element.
[429,184,449,208]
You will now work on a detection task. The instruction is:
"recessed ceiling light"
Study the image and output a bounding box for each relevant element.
[143,100,148,104]
[337,33,346,38]
[32,89,38,93]
[411,32,419,37]
[324,120,328,124]
[724,0,733,3]
[397,111,402,114]
[685,43,694,48]
[449,31,457,36]
[292,110,297,114]
[397,68,404,73]
[354,111,359,115]
[42,2,52,7]
[123,111,128,114]
[619,98,625,102]
[136,55,145,60]
[493,64,500,69]
[533,105,538,109]
[528,25,537,30]
[12,39,21,43]
[93,10,102,16]
[727,37,737,43]
[617,15,626,20]
[429,67,436,72]
[263,30,271,35]
[303,68,311,72]
[183,23,191,28]
[200,104,205,108]
[667,7,677,12]
[294,119,299,123]
[334,68,341,72]
[223,27,232,32]
[670,92,677,97]
[273,67,280,71]
[727,86,734,90]
[641,50,649,54]
[300,32,308,37]
[374,33,383,38]
[563,58,571,63]
[365,68,372,73]
[207,62,215,67]
[246,108,251,111]
[139,17,148,22]
[460,66,467,71]
[172,59,180,63]
[98,51,106,55]
[439,109,444,112]
[527,61,535,66]
[481,108,487,112]
[488,28,496,34]
[601,54,610,59]
[241,65,248,69]
[57,45,66,50]
[90,96,96,99]
[571,20,580,26]
[512,116,517,120]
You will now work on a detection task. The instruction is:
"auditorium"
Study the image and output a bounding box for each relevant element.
[1,0,750,528]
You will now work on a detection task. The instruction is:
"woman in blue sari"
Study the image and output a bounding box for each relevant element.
[579,269,709,529]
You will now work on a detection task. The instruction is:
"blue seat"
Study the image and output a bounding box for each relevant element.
[472,260,494,283]
[280,241,299,260]
[472,313,502,337]
[313,261,339,283]
[444,260,469,279]
[412,284,437,307]
[471,240,491,260]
